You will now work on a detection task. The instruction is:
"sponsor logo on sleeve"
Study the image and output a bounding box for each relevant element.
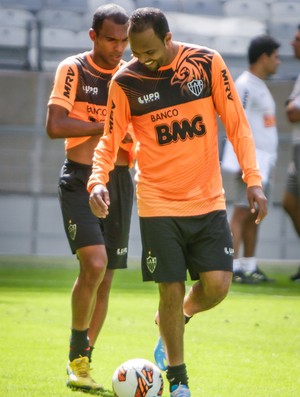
[63,67,75,99]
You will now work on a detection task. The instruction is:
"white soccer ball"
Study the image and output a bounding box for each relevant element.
[112,358,164,397]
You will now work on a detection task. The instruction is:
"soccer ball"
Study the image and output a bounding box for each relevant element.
[112,358,164,397]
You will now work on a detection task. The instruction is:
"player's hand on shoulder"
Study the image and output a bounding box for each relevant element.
[89,184,110,218]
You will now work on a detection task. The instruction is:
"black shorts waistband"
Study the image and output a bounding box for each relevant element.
[65,159,129,172]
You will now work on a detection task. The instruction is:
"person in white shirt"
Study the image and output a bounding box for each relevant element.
[282,25,300,282]
[222,35,280,283]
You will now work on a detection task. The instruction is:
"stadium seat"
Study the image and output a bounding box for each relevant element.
[37,27,82,71]
[0,8,35,28]
[42,0,88,14]
[269,21,298,57]
[172,32,215,49]
[214,35,251,56]
[87,0,136,14]
[270,1,300,22]
[135,0,183,12]
[223,0,270,21]
[220,17,266,37]
[0,26,31,70]
[181,0,224,16]
[36,9,83,31]
[166,12,221,37]
[76,30,93,50]
[0,0,43,13]
[166,12,266,39]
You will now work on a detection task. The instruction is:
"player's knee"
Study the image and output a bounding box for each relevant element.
[80,258,108,285]
[204,279,230,306]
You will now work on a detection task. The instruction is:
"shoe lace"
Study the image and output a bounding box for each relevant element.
[73,358,92,378]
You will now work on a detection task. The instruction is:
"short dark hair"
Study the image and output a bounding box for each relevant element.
[248,34,280,64]
[128,7,170,42]
[92,3,129,33]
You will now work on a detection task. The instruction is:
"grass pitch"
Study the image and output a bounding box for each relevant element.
[0,256,299,396]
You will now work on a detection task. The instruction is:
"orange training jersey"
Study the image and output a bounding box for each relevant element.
[88,43,262,217]
[48,51,128,152]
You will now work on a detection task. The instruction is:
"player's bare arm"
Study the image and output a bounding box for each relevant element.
[286,100,300,123]
[89,184,110,218]
[46,104,104,139]
[247,185,268,224]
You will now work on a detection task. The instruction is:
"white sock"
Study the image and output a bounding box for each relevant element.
[233,258,242,272]
[240,257,257,274]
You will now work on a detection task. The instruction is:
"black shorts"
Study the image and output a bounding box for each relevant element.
[139,210,233,282]
[58,159,134,269]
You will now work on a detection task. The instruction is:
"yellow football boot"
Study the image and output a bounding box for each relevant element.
[66,356,104,392]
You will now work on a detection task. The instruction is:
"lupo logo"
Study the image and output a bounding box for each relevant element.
[83,85,98,95]
[138,92,160,104]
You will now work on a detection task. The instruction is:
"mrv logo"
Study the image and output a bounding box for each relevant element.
[221,69,233,101]
[138,91,160,104]
[156,115,206,145]
[63,67,75,99]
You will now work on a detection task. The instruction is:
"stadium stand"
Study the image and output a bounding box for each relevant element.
[0,8,35,70]
[0,0,43,13]
[0,0,297,75]
[270,1,300,22]
[269,21,298,57]
[214,35,251,55]
[76,30,93,50]
[36,8,83,31]
[37,27,85,71]
[42,0,88,13]
[135,0,183,12]
[87,0,136,14]
[0,26,31,70]
[173,32,215,48]
[0,7,35,27]
[223,0,270,21]
[181,0,224,16]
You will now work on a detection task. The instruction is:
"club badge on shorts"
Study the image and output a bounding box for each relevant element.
[146,252,157,273]
[68,223,77,241]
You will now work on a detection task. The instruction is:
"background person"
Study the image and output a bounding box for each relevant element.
[282,24,300,282]
[222,35,280,284]
[87,8,267,396]
[46,4,133,392]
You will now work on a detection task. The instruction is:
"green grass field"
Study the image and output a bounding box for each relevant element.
[0,256,299,397]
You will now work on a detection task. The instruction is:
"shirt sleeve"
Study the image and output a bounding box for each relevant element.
[47,58,79,112]
[211,52,261,187]
[87,80,131,191]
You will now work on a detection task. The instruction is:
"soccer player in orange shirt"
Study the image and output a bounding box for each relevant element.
[88,8,268,397]
[46,4,133,393]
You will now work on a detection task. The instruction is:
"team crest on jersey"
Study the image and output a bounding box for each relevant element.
[68,223,77,241]
[146,253,157,273]
[187,79,204,97]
